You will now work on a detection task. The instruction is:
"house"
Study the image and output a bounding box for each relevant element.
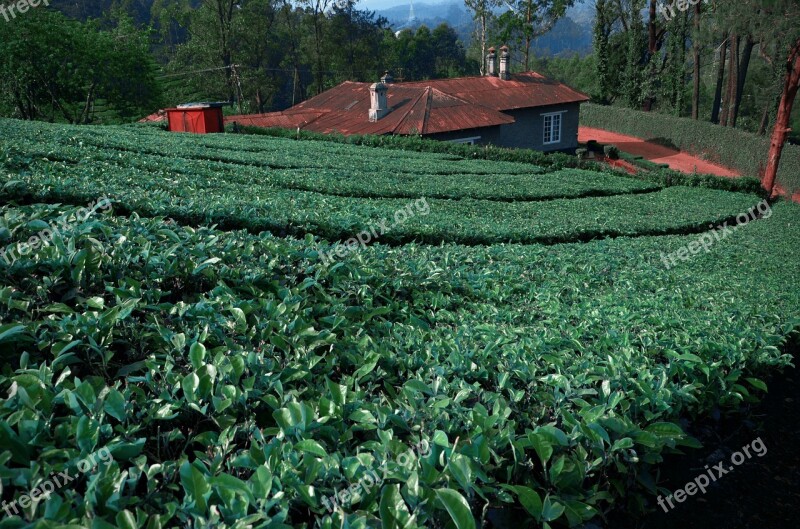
[227,46,590,152]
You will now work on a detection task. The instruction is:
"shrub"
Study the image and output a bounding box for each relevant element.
[604,145,619,159]
[231,124,586,171]
[230,123,765,195]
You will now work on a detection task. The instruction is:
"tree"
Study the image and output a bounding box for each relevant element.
[411,26,436,79]
[465,0,498,75]
[431,24,468,78]
[710,33,728,123]
[327,1,387,82]
[691,2,702,119]
[0,8,160,123]
[231,0,282,113]
[593,0,612,103]
[763,38,800,195]
[622,0,646,108]
[497,0,574,71]
[300,0,333,94]
[662,10,688,115]
[731,35,755,126]
[713,0,800,194]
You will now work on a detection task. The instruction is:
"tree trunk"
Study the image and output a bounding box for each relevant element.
[721,34,738,127]
[763,39,800,196]
[524,3,532,71]
[711,34,727,123]
[614,0,628,31]
[642,0,658,111]
[648,0,657,53]
[758,101,770,135]
[481,11,486,76]
[215,0,235,102]
[79,84,96,125]
[256,87,264,114]
[12,90,30,120]
[691,3,701,119]
[731,35,754,127]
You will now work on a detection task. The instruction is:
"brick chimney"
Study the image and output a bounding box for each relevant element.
[486,47,497,77]
[369,81,389,122]
[499,45,510,80]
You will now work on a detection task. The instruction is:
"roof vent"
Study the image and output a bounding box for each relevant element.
[499,46,510,81]
[369,82,389,122]
[486,47,497,77]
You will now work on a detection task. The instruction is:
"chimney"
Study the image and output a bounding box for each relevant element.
[499,45,510,80]
[486,47,497,77]
[381,70,394,84]
[369,81,389,122]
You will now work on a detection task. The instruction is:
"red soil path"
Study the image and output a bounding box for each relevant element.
[578,126,741,177]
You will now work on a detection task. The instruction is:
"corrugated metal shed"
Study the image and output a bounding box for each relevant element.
[166,106,224,134]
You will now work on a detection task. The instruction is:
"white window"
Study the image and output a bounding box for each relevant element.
[450,136,481,145]
[542,112,563,145]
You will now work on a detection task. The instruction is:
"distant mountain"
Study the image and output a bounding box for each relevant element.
[530,13,592,57]
[376,1,593,57]
[378,1,472,31]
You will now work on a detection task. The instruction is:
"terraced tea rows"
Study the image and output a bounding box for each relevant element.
[1,121,765,246]
[0,118,797,529]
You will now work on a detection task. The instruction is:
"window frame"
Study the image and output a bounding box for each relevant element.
[542,111,565,145]
[449,136,482,145]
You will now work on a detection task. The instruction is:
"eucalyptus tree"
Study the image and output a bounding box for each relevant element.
[464,0,499,75]
[496,0,574,71]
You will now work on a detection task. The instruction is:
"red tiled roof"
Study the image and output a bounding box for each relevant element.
[138,110,167,123]
[402,72,590,111]
[225,72,588,136]
[230,110,326,129]
[226,82,514,136]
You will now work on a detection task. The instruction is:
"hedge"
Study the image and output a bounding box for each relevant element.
[230,123,580,169]
[230,124,763,195]
[580,103,800,194]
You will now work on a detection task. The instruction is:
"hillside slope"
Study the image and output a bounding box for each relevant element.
[0,119,798,529]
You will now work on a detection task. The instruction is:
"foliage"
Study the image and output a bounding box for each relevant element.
[0,118,799,528]
[592,0,612,104]
[495,0,574,70]
[0,190,798,527]
[0,8,162,123]
[622,1,646,109]
[0,119,767,247]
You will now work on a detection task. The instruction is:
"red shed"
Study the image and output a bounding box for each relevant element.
[166,103,226,134]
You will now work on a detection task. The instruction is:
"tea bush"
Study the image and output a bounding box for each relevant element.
[0,118,798,529]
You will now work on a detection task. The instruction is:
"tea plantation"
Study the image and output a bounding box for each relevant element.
[0,119,798,529]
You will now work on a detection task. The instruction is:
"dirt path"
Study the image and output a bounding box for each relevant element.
[579,126,741,178]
